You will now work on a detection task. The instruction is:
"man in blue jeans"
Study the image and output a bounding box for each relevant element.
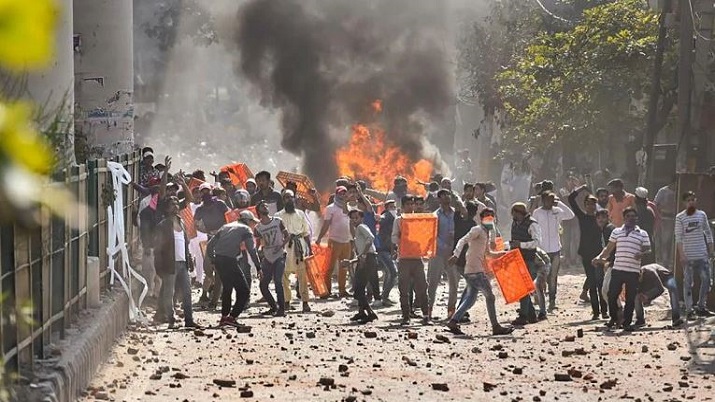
[510,202,542,325]
[446,208,514,336]
[376,200,398,305]
[254,201,289,317]
[635,264,684,327]
[675,191,714,319]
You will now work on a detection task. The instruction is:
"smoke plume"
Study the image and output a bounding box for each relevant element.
[234,0,454,189]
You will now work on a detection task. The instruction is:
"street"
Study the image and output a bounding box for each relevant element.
[81,267,715,402]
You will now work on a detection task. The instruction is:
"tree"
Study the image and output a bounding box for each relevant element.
[496,0,676,158]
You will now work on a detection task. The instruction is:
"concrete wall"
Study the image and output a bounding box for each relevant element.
[74,0,134,159]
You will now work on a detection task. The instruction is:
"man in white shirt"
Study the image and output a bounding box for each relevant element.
[531,191,575,312]
[316,186,353,298]
[594,207,652,332]
[277,190,313,313]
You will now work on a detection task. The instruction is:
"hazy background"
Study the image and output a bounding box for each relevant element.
[134,0,485,185]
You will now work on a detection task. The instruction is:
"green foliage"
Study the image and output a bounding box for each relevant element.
[496,0,671,155]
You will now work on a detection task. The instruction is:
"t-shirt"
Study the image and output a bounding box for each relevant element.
[354,224,377,256]
[255,217,286,263]
[173,230,186,262]
[675,209,713,260]
[250,189,284,215]
[609,226,651,273]
[323,203,351,243]
[194,199,230,233]
[453,225,489,274]
[607,193,636,227]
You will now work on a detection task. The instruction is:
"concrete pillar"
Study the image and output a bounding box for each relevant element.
[73,0,134,160]
[23,0,76,167]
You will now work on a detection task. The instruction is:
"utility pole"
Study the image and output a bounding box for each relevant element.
[643,0,672,188]
[677,0,694,171]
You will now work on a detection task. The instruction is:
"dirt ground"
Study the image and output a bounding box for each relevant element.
[81,264,715,402]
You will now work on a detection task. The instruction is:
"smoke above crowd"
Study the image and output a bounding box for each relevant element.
[234,0,454,189]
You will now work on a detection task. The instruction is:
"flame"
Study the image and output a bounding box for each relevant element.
[335,101,432,195]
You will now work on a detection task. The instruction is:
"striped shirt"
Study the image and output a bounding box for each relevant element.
[675,210,713,261]
[609,226,651,273]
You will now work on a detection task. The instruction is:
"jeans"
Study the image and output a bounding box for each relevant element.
[427,255,461,312]
[260,256,286,312]
[355,254,379,310]
[607,269,639,326]
[451,272,499,328]
[215,255,250,318]
[636,276,681,322]
[398,259,428,319]
[174,262,194,324]
[582,257,607,316]
[683,259,712,312]
[546,251,561,305]
[378,251,398,300]
[518,260,537,319]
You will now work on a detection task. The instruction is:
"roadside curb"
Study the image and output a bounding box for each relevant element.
[22,289,130,402]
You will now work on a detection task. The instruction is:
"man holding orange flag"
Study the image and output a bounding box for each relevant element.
[446,208,514,336]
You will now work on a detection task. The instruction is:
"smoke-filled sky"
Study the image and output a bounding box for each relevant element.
[234,0,455,189]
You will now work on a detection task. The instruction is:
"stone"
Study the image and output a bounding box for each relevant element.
[213,379,237,388]
[432,383,449,391]
[554,374,572,382]
[318,377,335,387]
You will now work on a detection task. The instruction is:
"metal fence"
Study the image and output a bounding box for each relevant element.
[0,150,141,374]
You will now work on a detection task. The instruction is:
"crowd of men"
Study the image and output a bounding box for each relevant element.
[133,146,714,336]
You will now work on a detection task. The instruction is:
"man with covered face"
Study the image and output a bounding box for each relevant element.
[277,190,313,313]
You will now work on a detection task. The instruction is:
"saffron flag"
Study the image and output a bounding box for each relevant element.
[305,243,332,298]
[179,207,198,240]
[398,213,437,259]
[487,249,535,304]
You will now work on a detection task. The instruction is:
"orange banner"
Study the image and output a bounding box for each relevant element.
[487,249,535,304]
[187,177,205,191]
[276,171,320,211]
[179,207,198,240]
[398,213,437,259]
[305,243,332,298]
[225,206,258,223]
[220,163,254,188]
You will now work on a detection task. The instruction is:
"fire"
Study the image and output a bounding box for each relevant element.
[335,101,432,195]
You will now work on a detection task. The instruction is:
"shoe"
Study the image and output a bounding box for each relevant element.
[634,319,646,327]
[579,290,591,303]
[511,317,529,326]
[446,321,464,335]
[672,317,685,327]
[537,313,547,322]
[492,325,515,336]
[184,321,202,329]
[302,303,311,313]
[274,310,286,317]
[350,312,368,321]
[260,309,277,316]
[359,313,378,324]
[696,308,714,317]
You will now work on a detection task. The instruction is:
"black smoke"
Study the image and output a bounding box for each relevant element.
[234,0,453,189]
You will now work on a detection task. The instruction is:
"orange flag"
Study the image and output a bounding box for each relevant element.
[398,213,437,259]
[305,243,332,298]
[487,249,536,304]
